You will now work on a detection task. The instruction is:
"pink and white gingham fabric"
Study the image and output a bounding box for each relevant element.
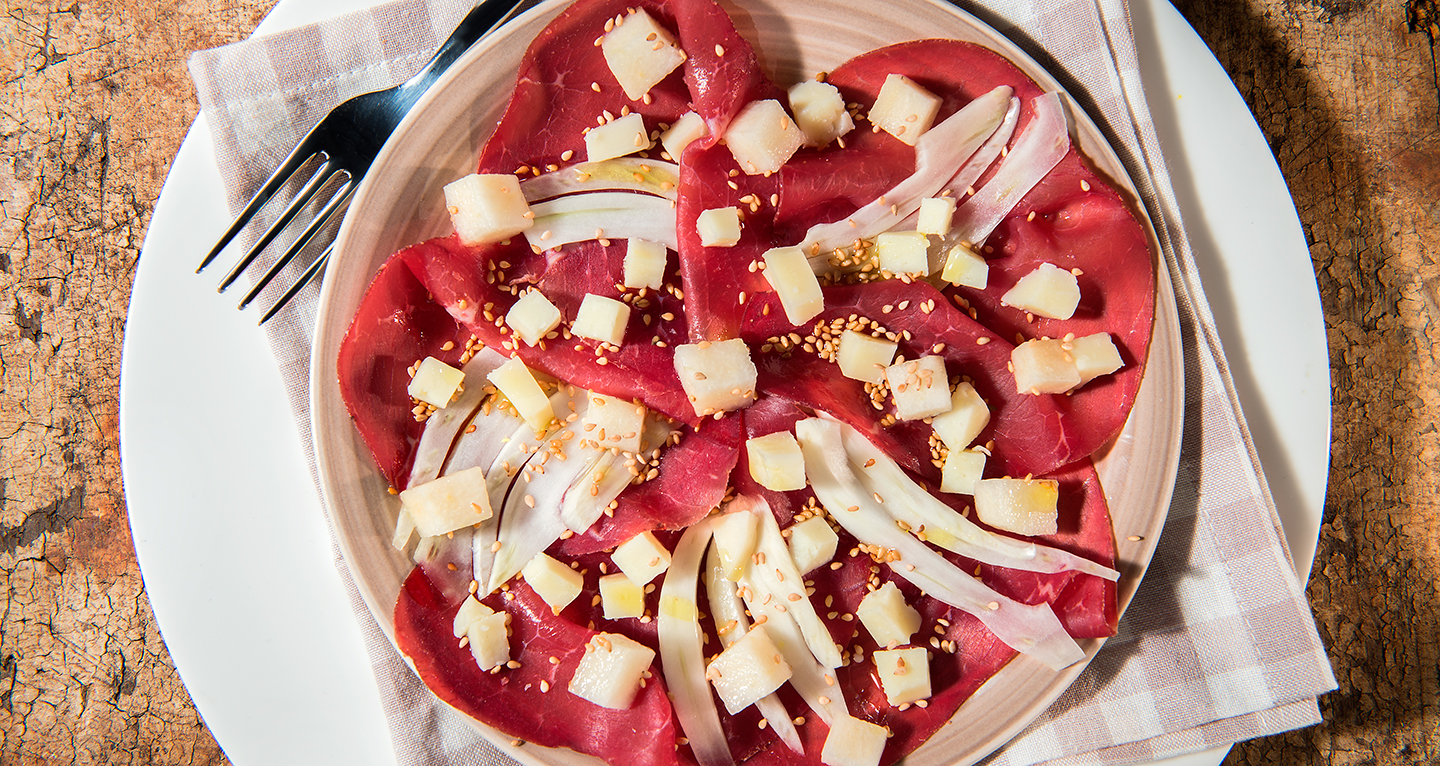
[187,1,1337,764]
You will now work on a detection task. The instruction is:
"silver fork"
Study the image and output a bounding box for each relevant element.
[197,0,527,324]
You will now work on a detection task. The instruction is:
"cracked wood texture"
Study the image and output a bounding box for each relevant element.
[0,0,1435,765]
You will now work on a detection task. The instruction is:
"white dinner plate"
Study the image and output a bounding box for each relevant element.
[118,1,1328,765]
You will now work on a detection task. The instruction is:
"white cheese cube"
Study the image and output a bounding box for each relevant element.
[876,231,930,276]
[661,111,709,161]
[674,339,758,416]
[856,581,921,647]
[444,173,534,245]
[1001,262,1081,320]
[868,74,942,146]
[820,715,889,766]
[521,552,584,613]
[746,430,806,491]
[601,8,686,101]
[582,392,648,454]
[569,632,656,709]
[788,79,854,146]
[408,356,465,409]
[836,330,898,384]
[399,466,494,538]
[884,356,952,421]
[931,382,989,450]
[762,245,824,326]
[974,478,1059,536]
[487,357,555,432]
[1012,339,1081,394]
[466,609,512,671]
[696,206,742,247]
[705,624,793,714]
[940,449,987,495]
[506,289,563,347]
[1072,332,1124,384]
[612,530,672,586]
[712,510,759,581]
[916,197,956,236]
[724,99,805,175]
[572,294,631,346]
[873,647,931,706]
[940,241,988,289]
[599,573,645,619]
[452,596,495,638]
[585,112,651,163]
[623,239,668,290]
[786,516,838,574]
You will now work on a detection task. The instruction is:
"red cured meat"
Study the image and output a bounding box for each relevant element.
[395,569,683,766]
[675,143,784,341]
[396,236,700,425]
[337,253,473,489]
[946,154,1155,458]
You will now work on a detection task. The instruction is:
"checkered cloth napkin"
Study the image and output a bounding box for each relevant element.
[187,0,1337,764]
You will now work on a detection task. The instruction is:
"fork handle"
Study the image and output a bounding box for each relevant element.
[395,0,530,111]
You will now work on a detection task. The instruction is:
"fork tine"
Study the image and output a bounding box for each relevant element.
[198,140,325,274]
[258,243,332,326]
[237,178,354,311]
[217,158,338,293]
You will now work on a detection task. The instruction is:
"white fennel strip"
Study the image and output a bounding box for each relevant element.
[742,496,844,669]
[950,91,1070,247]
[521,158,680,203]
[408,348,509,487]
[703,541,804,755]
[486,432,601,593]
[795,418,1085,671]
[560,414,673,533]
[836,422,1119,581]
[940,96,1020,206]
[414,525,474,604]
[658,517,733,766]
[800,85,1012,269]
[730,496,850,725]
[524,193,678,251]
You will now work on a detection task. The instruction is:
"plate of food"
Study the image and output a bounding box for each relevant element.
[309,0,1182,765]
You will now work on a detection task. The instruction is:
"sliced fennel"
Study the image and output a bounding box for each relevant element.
[795,418,1085,671]
[521,159,679,203]
[524,193,678,251]
[409,348,509,487]
[950,92,1071,248]
[741,496,844,669]
[559,414,674,532]
[941,96,1020,207]
[703,543,803,754]
[732,549,850,726]
[485,437,600,593]
[658,517,733,766]
[414,525,474,604]
[834,421,1119,581]
[800,85,1012,270]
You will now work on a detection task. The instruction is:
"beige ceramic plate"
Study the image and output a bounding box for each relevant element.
[311,0,1184,764]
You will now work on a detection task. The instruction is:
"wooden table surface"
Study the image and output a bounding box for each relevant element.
[2,0,1435,763]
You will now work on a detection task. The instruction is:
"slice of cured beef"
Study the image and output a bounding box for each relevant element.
[396,571,684,766]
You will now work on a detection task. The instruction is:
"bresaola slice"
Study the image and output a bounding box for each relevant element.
[337,254,474,489]
[396,571,683,766]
